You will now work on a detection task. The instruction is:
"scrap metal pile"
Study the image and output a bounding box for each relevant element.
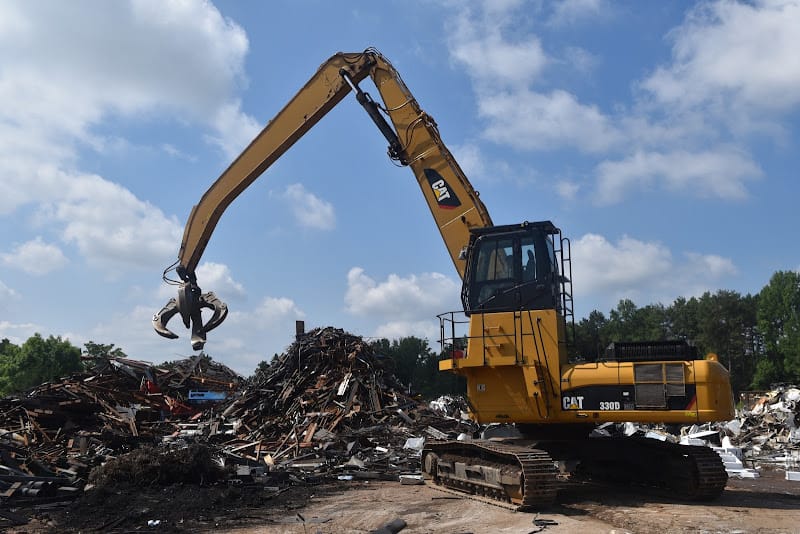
[722,386,800,473]
[202,327,473,472]
[0,354,241,517]
[0,327,474,526]
[609,386,800,480]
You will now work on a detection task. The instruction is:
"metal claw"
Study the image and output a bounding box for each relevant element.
[198,292,228,333]
[152,284,229,350]
[152,298,180,339]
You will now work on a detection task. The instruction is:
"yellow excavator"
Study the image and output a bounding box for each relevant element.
[153,48,734,508]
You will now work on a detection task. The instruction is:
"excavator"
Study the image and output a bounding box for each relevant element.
[153,48,734,509]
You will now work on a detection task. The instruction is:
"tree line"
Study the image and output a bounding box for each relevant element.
[2,270,797,399]
[376,270,800,399]
[0,337,125,396]
[571,270,800,395]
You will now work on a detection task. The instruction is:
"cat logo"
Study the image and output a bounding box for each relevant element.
[562,395,585,410]
[424,168,461,209]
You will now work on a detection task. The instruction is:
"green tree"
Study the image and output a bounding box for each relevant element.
[83,341,127,359]
[751,358,784,390]
[252,358,275,381]
[667,296,701,342]
[1,334,82,395]
[606,299,639,342]
[419,347,466,398]
[756,271,800,384]
[638,303,670,340]
[692,290,758,393]
[371,336,466,398]
[572,310,608,361]
[606,300,669,343]
[0,338,16,356]
[0,338,21,394]
[372,336,433,390]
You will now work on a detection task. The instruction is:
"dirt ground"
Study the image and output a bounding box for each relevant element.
[222,468,800,534]
[11,466,797,533]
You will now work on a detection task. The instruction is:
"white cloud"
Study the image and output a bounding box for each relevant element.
[0,281,20,306]
[160,143,196,162]
[247,296,305,325]
[209,296,306,372]
[449,143,519,185]
[642,0,800,113]
[205,100,262,159]
[196,262,246,300]
[479,89,622,152]
[0,320,40,345]
[555,181,580,201]
[444,3,622,154]
[0,1,249,156]
[549,0,609,27]
[2,237,67,275]
[447,4,548,90]
[345,267,460,321]
[41,171,184,271]
[0,2,247,121]
[684,252,737,279]
[573,234,673,296]
[0,1,255,273]
[345,267,458,345]
[572,233,737,310]
[440,0,788,203]
[594,148,762,204]
[374,320,441,342]
[450,143,486,182]
[562,46,599,74]
[283,184,336,231]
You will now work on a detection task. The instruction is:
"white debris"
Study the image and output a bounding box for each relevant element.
[403,437,425,451]
[680,437,708,446]
[712,447,760,478]
[784,388,800,403]
[725,419,742,436]
[645,430,674,442]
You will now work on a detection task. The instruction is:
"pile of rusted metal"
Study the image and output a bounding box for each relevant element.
[723,386,800,473]
[0,352,241,523]
[186,327,475,480]
[0,327,474,526]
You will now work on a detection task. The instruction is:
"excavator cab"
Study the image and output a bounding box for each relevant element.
[461,221,566,316]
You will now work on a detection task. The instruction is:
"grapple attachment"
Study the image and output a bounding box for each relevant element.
[152,283,228,350]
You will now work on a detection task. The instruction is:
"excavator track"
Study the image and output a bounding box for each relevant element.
[556,437,728,501]
[670,441,729,500]
[422,440,558,510]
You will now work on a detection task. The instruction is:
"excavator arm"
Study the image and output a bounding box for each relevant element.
[154,48,492,349]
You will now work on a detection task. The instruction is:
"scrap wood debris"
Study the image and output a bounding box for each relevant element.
[0,327,475,527]
[202,327,474,474]
[676,385,800,479]
[3,325,800,530]
[0,352,241,516]
[720,385,800,478]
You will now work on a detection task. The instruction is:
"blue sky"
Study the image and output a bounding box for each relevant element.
[1,0,798,374]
